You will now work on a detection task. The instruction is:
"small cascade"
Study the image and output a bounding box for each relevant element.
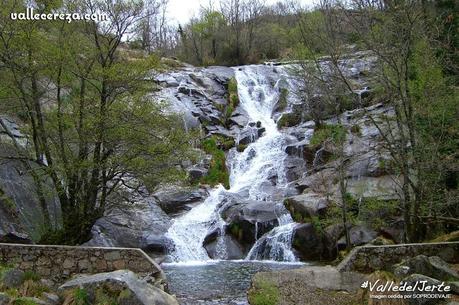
[246,214,297,262]
[312,146,325,168]
[165,186,226,262]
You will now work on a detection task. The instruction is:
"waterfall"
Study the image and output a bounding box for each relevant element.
[246,214,298,262]
[165,65,298,263]
[165,186,225,262]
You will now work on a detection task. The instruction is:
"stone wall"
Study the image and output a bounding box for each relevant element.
[0,243,164,283]
[337,242,459,273]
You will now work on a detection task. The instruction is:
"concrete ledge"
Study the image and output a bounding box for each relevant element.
[337,242,459,273]
[0,243,164,282]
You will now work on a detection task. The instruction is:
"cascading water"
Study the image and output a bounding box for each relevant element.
[246,214,298,262]
[165,65,298,263]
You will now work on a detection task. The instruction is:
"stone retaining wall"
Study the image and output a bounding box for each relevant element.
[337,242,459,273]
[0,243,164,283]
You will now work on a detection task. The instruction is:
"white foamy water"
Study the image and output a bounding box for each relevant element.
[166,65,298,262]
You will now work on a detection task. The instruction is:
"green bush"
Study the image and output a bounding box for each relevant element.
[310,124,346,146]
[276,88,288,111]
[248,279,280,305]
[277,112,302,128]
[200,137,230,189]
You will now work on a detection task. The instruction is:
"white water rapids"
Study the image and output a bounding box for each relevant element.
[165,65,299,263]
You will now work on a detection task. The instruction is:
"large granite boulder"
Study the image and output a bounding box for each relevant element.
[203,233,245,260]
[0,144,62,243]
[292,223,337,261]
[84,196,172,257]
[284,193,328,221]
[153,186,209,215]
[59,270,178,305]
[222,200,283,246]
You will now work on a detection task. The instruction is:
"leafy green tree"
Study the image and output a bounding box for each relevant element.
[0,0,195,243]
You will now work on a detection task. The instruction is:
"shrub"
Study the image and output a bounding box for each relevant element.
[200,137,230,189]
[276,88,288,111]
[309,124,346,146]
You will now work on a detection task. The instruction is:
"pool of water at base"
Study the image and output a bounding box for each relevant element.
[162,260,305,305]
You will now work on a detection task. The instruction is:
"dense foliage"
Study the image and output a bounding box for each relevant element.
[0,0,195,244]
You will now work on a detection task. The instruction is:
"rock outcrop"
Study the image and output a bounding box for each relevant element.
[84,195,172,257]
[59,270,179,305]
[0,142,62,243]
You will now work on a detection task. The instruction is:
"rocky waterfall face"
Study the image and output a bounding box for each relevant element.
[165,65,299,263]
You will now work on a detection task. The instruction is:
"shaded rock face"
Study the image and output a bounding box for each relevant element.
[284,193,328,221]
[203,234,245,260]
[0,144,62,243]
[292,223,336,261]
[222,199,283,246]
[155,66,252,144]
[58,270,179,305]
[84,196,172,256]
[153,186,209,215]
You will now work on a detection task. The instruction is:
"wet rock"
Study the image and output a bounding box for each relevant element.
[229,114,249,127]
[284,156,307,182]
[59,270,179,305]
[154,187,208,215]
[393,255,459,281]
[292,223,336,261]
[223,200,282,246]
[284,193,328,221]
[204,234,245,260]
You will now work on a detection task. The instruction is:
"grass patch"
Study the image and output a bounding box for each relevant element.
[276,88,288,111]
[248,279,280,305]
[310,124,346,146]
[218,77,240,128]
[73,287,90,305]
[200,137,230,189]
[12,298,39,305]
[228,77,239,108]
